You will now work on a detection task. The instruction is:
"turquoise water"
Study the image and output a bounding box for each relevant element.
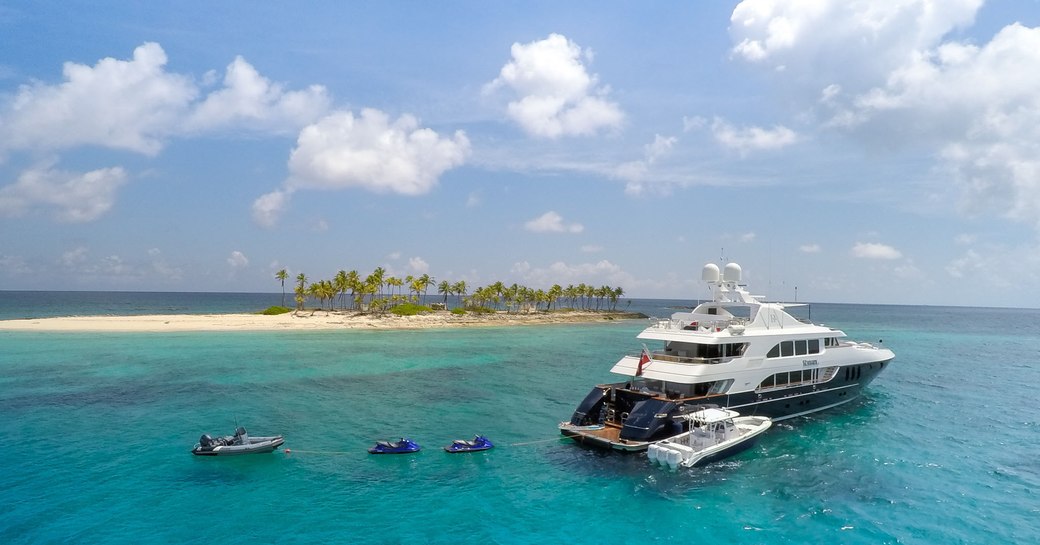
[2,298,1039,544]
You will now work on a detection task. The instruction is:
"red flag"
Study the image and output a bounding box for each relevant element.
[636,346,651,376]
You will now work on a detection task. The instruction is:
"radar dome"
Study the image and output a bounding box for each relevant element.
[723,262,742,282]
[701,263,720,282]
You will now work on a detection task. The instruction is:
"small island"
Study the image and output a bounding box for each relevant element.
[0,267,644,332]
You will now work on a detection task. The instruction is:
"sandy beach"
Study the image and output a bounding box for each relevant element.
[0,310,646,332]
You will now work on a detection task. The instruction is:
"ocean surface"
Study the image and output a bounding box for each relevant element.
[1,292,1038,544]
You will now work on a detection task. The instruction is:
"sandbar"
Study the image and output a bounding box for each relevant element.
[0,310,646,332]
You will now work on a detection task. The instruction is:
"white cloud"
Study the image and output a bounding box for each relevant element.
[851,242,902,260]
[0,43,331,155]
[251,109,470,226]
[729,2,1040,231]
[185,55,330,134]
[62,246,89,266]
[616,134,678,195]
[0,163,127,222]
[0,42,194,155]
[465,192,481,208]
[288,109,469,194]
[227,250,249,268]
[485,33,624,138]
[740,232,756,243]
[251,189,292,228]
[799,243,821,253]
[711,117,798,155]
[408,256,429,274]
[729,1,981,83]
[524,211,584,234]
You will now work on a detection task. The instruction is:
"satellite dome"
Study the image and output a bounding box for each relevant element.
[723,262,742,282]
[701,263,720,282]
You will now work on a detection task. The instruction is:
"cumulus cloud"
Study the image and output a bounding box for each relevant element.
[408,256,430,274]
[711,117,798,155]
[851,242,902,260]
[799,243,821,253]
[252,109,470,226]
[485,33,624,138]
[251,189,292,228]
[0,43,194,155]
[185,55,330,134]
[227,250,249,268]
[524,211,584,234]
[0,43,330,156]
[729,2,1040,231]
[0,163,127,222]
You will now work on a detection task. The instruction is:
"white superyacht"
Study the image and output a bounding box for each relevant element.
[560,263,894,451]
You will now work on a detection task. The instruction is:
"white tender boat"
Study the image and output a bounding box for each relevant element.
[561,262,894,451]
[647,408,771,469]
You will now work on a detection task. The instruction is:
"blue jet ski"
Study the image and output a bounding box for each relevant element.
[368,437,421,454]
[444,435,494,453]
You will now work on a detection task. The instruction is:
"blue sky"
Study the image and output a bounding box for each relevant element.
[2,1,1039,307]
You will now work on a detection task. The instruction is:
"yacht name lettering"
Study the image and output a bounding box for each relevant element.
[802,359,818,367]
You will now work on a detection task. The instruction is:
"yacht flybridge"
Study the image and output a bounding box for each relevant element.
[559,262,894,451]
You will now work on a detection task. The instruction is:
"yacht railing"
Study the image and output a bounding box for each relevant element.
[634,352,730,365]
[647,317,745,333]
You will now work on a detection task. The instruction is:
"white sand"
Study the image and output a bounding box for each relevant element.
[0,310,644,332]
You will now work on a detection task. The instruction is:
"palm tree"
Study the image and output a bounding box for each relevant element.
[345,270,360,310]
[437,280,451,307]
[452,281,467,309]
[295,273,308,311]
[611,286,624,311]
[334,270,348,310]
[275,269,288,307]
[417,274,434,305]
[386,277,403,307]
[548,284,562,311]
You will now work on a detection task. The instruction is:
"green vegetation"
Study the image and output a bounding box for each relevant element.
[275,267,626,316]
[450,307,467,315]
[390,303,432,316]
[260,305,292,315]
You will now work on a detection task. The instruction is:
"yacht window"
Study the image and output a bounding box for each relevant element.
[780,341,794,357]
[760,375,775,388]
[795,340,808,356]
[775,373,790,386]
[808,339,820,354]
[767,344,780,358]
[707,307,718,315]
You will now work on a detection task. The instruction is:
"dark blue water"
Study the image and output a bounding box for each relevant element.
[1,294,1038,544]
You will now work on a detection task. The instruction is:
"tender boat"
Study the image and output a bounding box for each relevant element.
[191,426,284,456]
[443,435,494,453]
[560,262,894,451]
[368,438,421,454]
[647,408,771,469]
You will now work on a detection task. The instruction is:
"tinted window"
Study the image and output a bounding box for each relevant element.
[781,341,794,357]
[795,340,808,355]
[808,339,820,354]
[767,344,780,358]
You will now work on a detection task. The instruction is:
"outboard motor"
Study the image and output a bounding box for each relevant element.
[619,399,680,442]
[569,387,609,426]
[199,434,213,448]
